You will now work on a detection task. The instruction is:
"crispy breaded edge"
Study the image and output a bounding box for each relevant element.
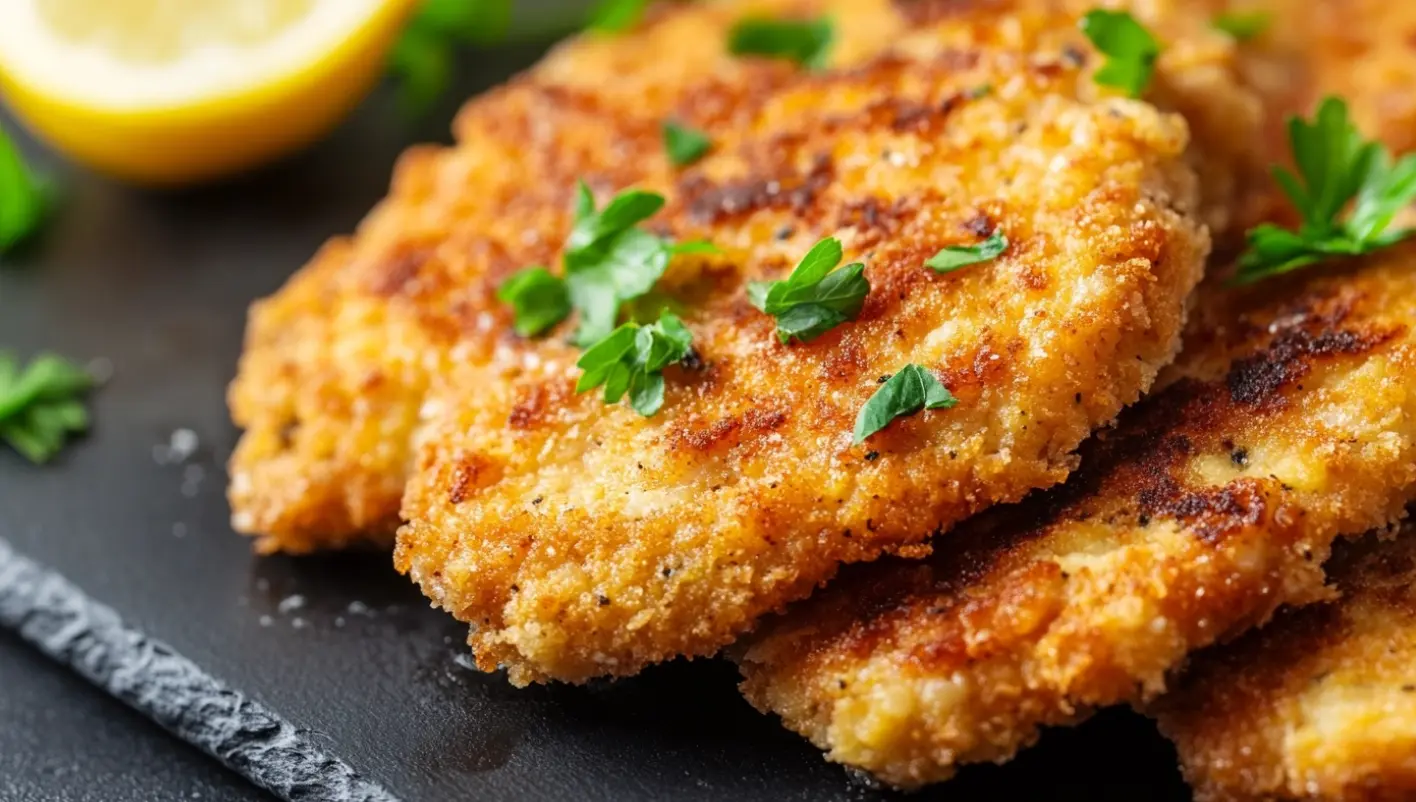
[1153,520,1416,802]
[737,251,1416,789]
[227,145,452,553]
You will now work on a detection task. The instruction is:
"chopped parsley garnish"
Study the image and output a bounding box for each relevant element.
[413,0,511,42]
[563,182,713,346]
[748,237,869,344]
[925,230,1009,273]
[853,364,957,444]
[1235,97,1416,284]
[727,17,834,70]
[1079,9,1161,97]
[390,0,512,116]
[495,182,712,415]
[0,353,94,464]
[576,312,693,416]
[663,121,712,167]
[1212,11,1270,41]
[589,0,650,32]
[0,123,53,254]
[497,267,571,336]
[497,181,709,333]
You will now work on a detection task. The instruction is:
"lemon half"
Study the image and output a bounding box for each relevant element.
[0,0,416,185]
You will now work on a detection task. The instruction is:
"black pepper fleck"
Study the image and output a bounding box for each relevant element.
[681,348,706,372]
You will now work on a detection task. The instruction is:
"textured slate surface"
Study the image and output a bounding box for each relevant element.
[0,538,396,802]
[0,630,270,802]
[0,41,1192,802]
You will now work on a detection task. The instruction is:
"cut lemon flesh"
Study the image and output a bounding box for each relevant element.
[37,0,319,67]
[0,0,415,184]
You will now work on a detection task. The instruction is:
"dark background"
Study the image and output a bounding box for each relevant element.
[0,36,1192,802]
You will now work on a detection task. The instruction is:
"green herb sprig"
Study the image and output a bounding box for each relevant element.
[498,183,711,346]
[1079,9,1160,97]
[497,183,713,416]
[497,267,571,337]
[1235,97,1416,284]
[590,0,650,32]
[727,17,834,69]
[748,237,869,344]
[663,121,712,167]
[0,353,93,463]
[389,0,513,116]
[1212,11,1270,41]
[563,182,713,345]
[576,312,693,416]
[925,230,1009,273]
[853,364,957,444]
[0,123,53,254]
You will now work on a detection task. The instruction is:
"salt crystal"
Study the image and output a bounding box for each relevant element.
[154,428,200,465]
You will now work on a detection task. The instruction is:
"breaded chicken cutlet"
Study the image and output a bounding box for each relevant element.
[737,246,1416,788]
[390,4,1230,684]
[230,0,1262,555]
[1153,523,1416,802]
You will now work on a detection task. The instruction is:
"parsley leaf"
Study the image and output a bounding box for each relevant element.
[0,123,53,254]
[563,183,679,345]
[853,364,957,444]
[389,0,513,116]
[414,0,512,43]
[1212,11,1270,41]
[590,0,649,32]
[925,230,1009,273]
[388,33,454,117]
[498,182,714,344]
[728,17,835,70]
[575,312,693,416]
[1079,9,1161,97]
[0,353,94,463]
[497,267,571,336]
[1235,97,1416,284]
[663,121,712,167]
[748,237,869,344]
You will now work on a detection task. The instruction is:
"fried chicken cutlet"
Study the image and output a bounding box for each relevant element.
[1153,523,1416,802]
[230,0,1256,555]
[737,246,1416,788]
[390,3,1232,684]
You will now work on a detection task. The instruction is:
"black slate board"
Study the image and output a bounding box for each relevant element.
[0,44,1193,802]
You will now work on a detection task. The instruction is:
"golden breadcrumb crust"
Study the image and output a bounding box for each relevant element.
[229,0,1256,555]
[737,247,1416,788]
[392,1,1221,684]
[1153,524,1416,802]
